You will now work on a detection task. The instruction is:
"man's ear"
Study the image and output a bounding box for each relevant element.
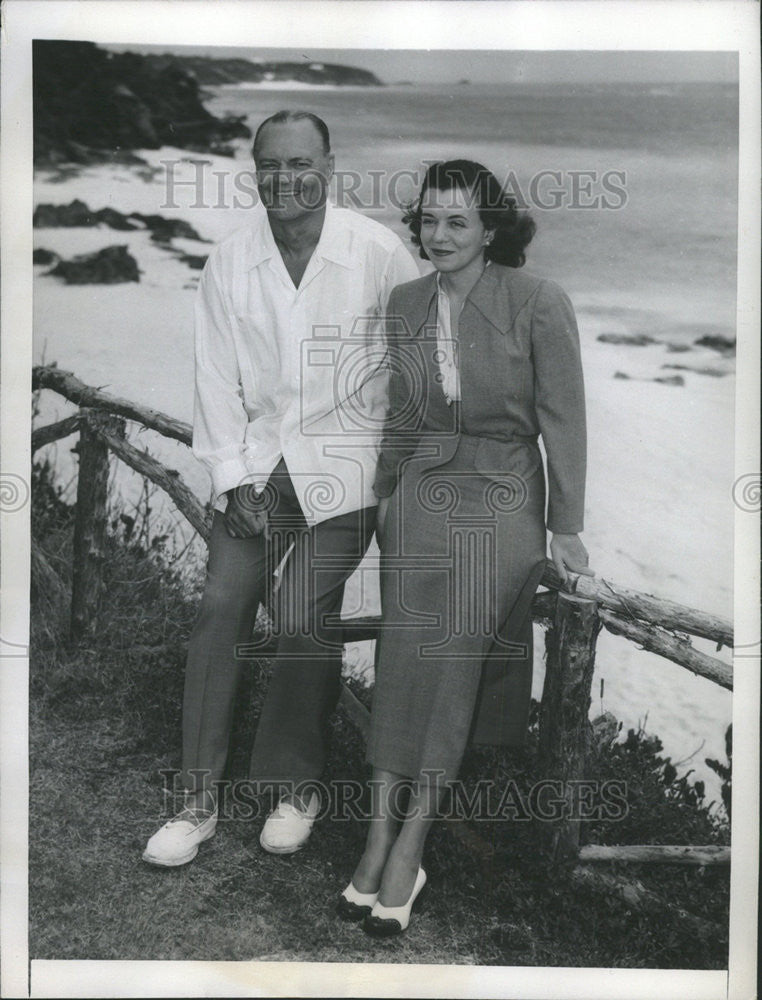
[325,152,335,181]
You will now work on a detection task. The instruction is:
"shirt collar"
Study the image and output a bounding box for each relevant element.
[312,203,354,268]
[414,261,505,335]
[245,202,353,271]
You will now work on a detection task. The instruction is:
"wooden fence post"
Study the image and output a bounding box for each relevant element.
[70,410,125,641]
[538,589,602,862]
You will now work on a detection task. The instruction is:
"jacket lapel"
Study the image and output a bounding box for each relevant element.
[464,264,509,334]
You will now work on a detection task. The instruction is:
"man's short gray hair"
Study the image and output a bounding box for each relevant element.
[253,110,331,156]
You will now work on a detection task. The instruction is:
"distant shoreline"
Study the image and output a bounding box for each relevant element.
[214,81,384,91]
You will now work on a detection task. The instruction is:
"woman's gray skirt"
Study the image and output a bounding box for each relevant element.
[367,433,547,783]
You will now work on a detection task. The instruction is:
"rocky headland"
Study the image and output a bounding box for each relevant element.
[34,40,252,166]
[33,41,382,167]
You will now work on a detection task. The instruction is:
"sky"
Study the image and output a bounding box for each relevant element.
[103,45,738,85]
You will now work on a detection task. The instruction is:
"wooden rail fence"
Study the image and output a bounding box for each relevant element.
[32,364,733,876]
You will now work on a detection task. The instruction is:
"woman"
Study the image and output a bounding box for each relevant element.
[338,160,593,936]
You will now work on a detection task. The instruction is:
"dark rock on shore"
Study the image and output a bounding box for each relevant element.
[34,199,211,276]
[131,214,209,244]
[33,40,251,166]
[611,334,736,358]
[176,253,208,270]
[614,371,685,386]
[47,245,140,284]
[34,200,209,243]
[662,364,729,378]
[598,332,660,347]
[33,248,59,265]
[694,334,736,356]
[34,200,140,230]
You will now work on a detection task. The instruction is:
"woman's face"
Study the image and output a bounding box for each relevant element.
[419,184,491,274]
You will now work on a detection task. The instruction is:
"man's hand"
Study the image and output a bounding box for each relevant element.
[224,484,270,539]
[550,533,594,588]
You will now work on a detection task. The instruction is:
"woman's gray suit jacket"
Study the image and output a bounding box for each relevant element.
[374,262,586,534]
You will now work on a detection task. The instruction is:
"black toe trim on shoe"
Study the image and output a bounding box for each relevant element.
[336,897,373,922]
[362,915,404,938]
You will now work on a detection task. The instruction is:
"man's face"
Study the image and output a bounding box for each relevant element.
[254,119,334,221]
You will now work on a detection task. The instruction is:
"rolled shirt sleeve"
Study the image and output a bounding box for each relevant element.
[530,279,587,534]
[191,252,253,503]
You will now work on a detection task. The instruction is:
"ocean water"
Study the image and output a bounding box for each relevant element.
[208,81,739,341]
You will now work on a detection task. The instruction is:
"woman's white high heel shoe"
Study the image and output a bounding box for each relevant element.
[363,867,427,937]
[336,881,379,922]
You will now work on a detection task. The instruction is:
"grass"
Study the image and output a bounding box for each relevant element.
[29,458,730,967]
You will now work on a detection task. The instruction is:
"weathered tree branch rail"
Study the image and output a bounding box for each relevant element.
[33,365,193,446]
[578,844,730,867]
[90,421,211,541]
[541,563,733,648]
[31,412,82,453]
[598,608,732,691]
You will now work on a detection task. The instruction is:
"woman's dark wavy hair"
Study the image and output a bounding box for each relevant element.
[403,159,535,268]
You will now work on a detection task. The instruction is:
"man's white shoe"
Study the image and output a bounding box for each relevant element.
[259,794,319,854]
[142,808,218,867]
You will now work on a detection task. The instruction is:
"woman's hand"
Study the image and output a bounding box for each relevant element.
[550,533,594,588]
[375,496,390,545]
[224,485,270,539]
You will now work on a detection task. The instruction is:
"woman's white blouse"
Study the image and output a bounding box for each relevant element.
[435,273,462,405]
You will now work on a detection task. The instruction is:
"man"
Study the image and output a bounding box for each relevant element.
[143,110,418,866]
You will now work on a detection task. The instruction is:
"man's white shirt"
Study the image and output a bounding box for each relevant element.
[192,203,419,524]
